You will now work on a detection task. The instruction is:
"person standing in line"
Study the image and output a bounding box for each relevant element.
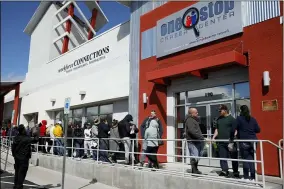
[25,126,30,137]
[83,123,92,158]
[109,119,120,163]
[73,124,84,158]
[140,110,163,167]
[144,116,160,169]
[184,108,205,174]
[45,124,52,153]
[98,117,111,162]
[49,124,55,154]
[30,124,39,152]
[130,123,139,164]
[118,114,134,165]
[66,122,74,157]
[39,120,47,153]
[231,105,260,181]
[53,121,63,156]
[212,105,239,178]
[91,118,99,160]
[12,124,38,189]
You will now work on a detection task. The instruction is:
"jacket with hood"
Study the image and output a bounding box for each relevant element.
[98,122,110,139]
[184,115,204,142]
[118,114,133,138]
[140,117,163,139]
[53,124,63,137]
[144,120,159,147]
[74,127,84,144]
[39,120,47,137]
[12,133,38,161]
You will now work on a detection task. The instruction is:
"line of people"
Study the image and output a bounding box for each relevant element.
[185,104,260,182]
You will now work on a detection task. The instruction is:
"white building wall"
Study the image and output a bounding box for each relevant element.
[5,21,130,125]
[27,3,90,80]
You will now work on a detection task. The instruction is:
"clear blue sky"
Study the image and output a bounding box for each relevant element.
[1,1,130,81]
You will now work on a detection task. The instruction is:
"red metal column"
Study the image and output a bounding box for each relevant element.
[12,84,20,126]
[62,3,75,54]
[88,1,99,40]
[0,95,4,126]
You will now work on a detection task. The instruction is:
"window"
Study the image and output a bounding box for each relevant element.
[176,92,186,105]
[55,111,63,123]
[235,82,250,99]
[86,106,99,125]
[86,104,113,125]
[100,104,113,114]
[187,85,233,103]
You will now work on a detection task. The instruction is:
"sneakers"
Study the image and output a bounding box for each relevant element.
[233,172,240,178]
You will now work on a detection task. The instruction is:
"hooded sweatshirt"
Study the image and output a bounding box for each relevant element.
[39,120,47,137]
[144,120,159,147]
[12,134,38,161]
[118,114,133,138]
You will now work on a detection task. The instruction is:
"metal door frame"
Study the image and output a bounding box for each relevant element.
[183,100,234,166]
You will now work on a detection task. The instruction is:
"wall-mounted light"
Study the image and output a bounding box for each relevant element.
[50,98,56,106]
[79,91,86,100]
[263,71,270,87]
[143,93,148,104]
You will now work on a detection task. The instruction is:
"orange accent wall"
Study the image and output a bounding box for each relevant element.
[139,1,283,176]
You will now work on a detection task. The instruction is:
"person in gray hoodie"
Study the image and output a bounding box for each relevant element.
[144,117,160,169]
[184,107,205,174]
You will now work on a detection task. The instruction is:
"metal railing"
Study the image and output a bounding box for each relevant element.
[279,139,283,179]
[1,136,283,188]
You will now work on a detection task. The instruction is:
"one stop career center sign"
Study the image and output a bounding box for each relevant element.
[156,1,243,58]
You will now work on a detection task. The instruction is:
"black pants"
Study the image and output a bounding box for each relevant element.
[14,159,29,189]
[67,139,73,157]
[218,143,238,173]
[146,146,159,168]
[39,137,46,153]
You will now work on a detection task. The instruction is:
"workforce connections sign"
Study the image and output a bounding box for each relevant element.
[58,46,110,74]
[156,1,243,58]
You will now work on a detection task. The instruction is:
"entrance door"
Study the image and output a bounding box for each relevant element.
[176,101,233,165]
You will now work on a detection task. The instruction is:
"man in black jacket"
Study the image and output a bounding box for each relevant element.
[73,124,84,158]
[98,117,110,162]
[184,108,205,174]
[118,114,134,165]
[12,124,38,189]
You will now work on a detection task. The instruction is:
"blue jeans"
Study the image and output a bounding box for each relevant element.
[187,142,204,163]
[240,142,256,179]
[99,139,110,162]
[54,138,63,156]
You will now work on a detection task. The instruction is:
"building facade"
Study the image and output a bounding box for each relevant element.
[3,2,130,127]
[130,1,283,176]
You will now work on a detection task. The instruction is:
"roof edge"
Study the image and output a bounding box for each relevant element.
[23,1,53,35]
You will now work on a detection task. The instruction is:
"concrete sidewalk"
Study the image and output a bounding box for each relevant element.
[1,150,119,189]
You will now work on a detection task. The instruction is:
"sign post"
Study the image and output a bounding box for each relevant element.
[4,110,15,171]
[61,98,71,189]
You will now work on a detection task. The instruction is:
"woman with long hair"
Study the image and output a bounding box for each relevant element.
[233,105,261,181]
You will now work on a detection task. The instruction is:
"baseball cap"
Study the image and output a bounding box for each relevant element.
[57,121,62,125]
[218,104,228,112]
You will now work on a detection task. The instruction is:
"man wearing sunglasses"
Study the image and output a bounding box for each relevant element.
[212,104,239,178]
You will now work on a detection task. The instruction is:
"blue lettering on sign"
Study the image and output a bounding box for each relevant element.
[160,1,235,37]
[65,103,69,109]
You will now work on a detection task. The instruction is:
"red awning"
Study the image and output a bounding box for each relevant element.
[146,51,247,83]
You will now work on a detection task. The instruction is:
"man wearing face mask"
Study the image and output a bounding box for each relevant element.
[184,108,205,174]
[139,110,163,167]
